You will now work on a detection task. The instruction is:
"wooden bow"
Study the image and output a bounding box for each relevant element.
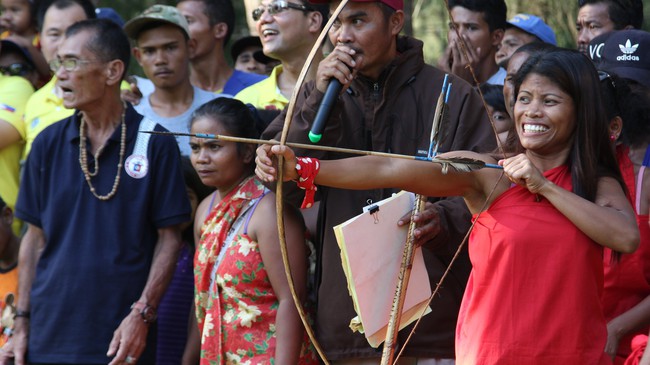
[274,1,349,363]
[389,1,507,362]
[379,75,451,365]
[271,1,506,364]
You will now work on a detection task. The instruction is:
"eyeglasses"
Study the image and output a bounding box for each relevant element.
[49,58,101,73]
[0,63,32,76]
[252,1,313,21]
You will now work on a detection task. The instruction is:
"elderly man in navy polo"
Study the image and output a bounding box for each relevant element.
[1,19,190,365]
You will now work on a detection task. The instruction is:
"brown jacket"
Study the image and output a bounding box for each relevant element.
[263,36,496,360]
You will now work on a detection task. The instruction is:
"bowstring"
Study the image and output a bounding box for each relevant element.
[391,0,507,361]
[274,1,350,364]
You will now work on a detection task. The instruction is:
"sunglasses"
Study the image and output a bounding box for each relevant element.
[0,63,32,76]
[252,1,313,21]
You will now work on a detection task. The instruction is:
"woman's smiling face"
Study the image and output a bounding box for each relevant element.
[515,73,576,157]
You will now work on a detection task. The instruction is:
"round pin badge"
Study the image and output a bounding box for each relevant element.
[125,154,149,179]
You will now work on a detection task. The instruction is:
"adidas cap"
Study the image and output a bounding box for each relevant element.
[587,32,614,66]
[599,29,650,88]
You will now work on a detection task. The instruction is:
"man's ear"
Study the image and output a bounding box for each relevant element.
[133,47,143,66]
[105,60,125,86]
[213,22,228,41]
[307,10,323,34]
[241,142,256,165]
[389,10,405,36]
[491,28,505,47]
[187,38,198,59]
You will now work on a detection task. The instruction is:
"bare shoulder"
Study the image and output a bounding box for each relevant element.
[195,193,216,222]
[248,193,305,240]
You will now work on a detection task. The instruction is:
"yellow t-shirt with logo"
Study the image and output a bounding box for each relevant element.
[235,65,288,110]
[0,75,33,233]
[22,77,75,160]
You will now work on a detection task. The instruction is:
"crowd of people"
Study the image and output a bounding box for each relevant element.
[0,0,648,364]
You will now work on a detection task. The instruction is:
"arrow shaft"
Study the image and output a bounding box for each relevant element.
[141,131,503,169]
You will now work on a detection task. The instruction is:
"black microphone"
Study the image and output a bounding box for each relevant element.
[309,79,342,143]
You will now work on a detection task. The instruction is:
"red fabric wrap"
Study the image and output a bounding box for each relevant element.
[295,157,320,209]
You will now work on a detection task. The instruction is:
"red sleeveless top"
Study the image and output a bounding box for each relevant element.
[457,165,610,365]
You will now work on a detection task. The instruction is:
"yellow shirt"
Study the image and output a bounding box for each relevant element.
[235,65,288,110]
[22,77,74,160]
[0,75,33,233]
[22,78,132,160]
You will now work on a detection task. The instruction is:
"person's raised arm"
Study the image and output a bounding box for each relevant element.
[107,225,182,365]
[251,194,308,364]
[256,144,496,207]
[501,154,639,253]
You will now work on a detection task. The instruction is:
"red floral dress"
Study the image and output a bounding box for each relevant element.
[194,176,317,364]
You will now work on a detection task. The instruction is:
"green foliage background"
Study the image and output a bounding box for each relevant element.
[100,0,650,66]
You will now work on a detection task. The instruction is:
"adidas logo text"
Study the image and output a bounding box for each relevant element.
[616,54,640,61]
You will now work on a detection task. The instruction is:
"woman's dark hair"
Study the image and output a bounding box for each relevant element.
[181,156,213,244]
[598,70,626,123]
[514,49,624,202]
[617,80,650,148]
[190,98,266,170]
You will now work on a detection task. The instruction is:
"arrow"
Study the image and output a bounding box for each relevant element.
[140,130,503,171]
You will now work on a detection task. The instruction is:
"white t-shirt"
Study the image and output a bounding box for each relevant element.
[134,86,230,156]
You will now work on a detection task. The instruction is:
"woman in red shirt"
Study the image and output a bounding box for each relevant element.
[256,49,639,364]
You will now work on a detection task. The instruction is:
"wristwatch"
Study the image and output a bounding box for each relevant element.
[130,302,157,323]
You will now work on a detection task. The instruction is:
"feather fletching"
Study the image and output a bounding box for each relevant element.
[432,157,487,174]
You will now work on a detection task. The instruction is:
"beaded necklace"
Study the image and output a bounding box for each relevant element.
[78,105,126,201]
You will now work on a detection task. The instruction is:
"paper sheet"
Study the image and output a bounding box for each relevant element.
[334,191,432,348]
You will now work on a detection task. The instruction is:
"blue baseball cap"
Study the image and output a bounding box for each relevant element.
[96,7,125,28]
[507,14,557,46]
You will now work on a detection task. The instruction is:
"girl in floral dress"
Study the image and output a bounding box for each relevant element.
[190,98,316,364]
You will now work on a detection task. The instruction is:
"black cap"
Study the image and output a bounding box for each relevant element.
[599,29,650,88]
[253,50,278,65]
[0,39,35,68]
[588,32,614,66]
[231,36,262,61]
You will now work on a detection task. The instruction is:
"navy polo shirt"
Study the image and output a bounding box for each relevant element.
[223,69,266,95]
[15,104,191,363]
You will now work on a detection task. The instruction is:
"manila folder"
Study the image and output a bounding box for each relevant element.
[333,190,432,348]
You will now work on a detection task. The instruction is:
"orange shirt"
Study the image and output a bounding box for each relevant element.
[0,264,18,347]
